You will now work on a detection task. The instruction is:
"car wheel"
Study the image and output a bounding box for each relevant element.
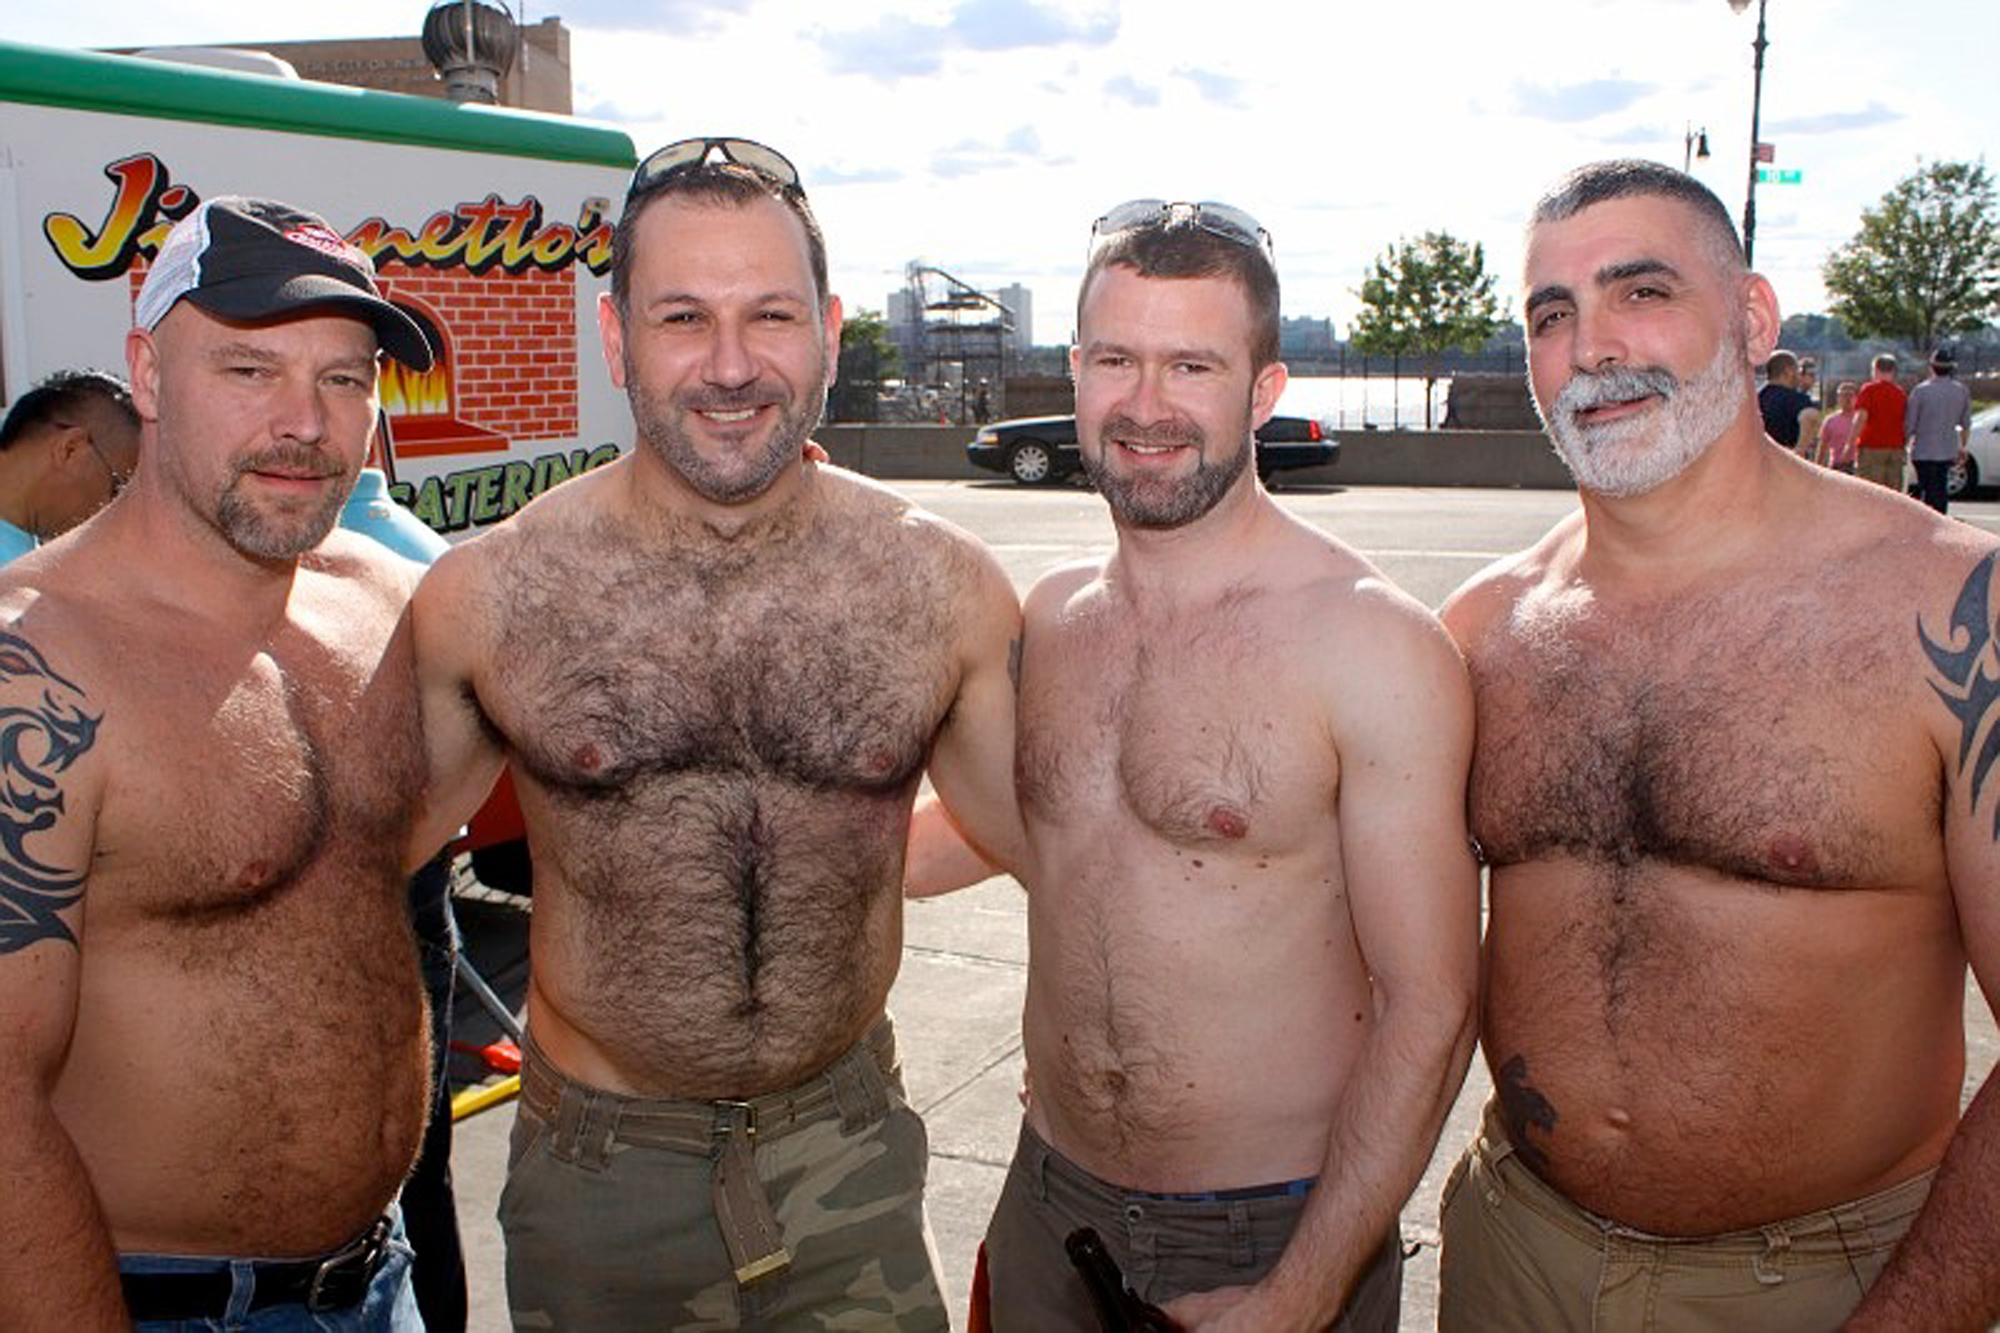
[1948,455,1978,498]
[1008,440,1056,486]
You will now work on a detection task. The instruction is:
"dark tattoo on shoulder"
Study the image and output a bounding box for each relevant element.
[1919,550,2000,836]
[0,632,101,954]
[1496,1054,1559,1175]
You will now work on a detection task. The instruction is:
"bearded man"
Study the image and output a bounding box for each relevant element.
[972,200,1480,1331]
[411,138,1022,1330]
[1437,160,2000,1332]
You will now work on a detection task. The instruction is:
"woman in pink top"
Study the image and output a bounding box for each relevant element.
[1814,380,1860,473]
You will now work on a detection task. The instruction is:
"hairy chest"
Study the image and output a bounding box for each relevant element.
[108,616,422,924]
[1467,594,1935,886]
[1018,595,1333,849]
[488,532,961,797]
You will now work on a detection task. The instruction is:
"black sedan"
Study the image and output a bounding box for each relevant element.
[967,414,1339,486]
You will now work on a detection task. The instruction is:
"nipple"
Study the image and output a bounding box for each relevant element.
[572,742,604,773]
[1205,806,1249,839]
[1767,834,1819,878]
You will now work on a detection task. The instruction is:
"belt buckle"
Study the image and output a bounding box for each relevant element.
[714,1099,758,1144]
[306,1216,390,1312]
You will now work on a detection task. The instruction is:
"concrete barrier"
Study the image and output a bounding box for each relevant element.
[819,424,1579,490]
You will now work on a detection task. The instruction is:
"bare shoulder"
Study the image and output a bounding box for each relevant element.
[1283,524,1470,702]
[1021,556,1108,630]
[301,527,427,609]
[1439,508,1583,656]
[819,466,1017,610]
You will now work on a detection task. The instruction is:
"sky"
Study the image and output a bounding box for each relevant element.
[12,0,1996,346]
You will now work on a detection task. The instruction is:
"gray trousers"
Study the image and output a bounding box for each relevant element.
[983,1120,1402,1331]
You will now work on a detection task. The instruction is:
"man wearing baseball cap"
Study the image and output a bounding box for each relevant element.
[0,196,436,1330]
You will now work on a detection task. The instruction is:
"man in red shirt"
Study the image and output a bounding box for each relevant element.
[1851,353,1908,490]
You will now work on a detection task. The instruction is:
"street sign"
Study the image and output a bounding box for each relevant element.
[1756,168,1803,184]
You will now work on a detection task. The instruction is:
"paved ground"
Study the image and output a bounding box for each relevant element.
[445,481,2000,1331]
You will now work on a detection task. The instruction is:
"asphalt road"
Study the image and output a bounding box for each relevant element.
[446,480,2000,1331]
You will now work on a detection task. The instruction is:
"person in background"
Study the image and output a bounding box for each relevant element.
[1757,349,1819,455]
[1905,349,1973,515]
[1814,380,1861,473]
[0,369,139,561]
[1851,353,1909,490]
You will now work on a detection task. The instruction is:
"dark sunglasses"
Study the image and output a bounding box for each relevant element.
[1089,199,1273,258]
[628,137,804,202]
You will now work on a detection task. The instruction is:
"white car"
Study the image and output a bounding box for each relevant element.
[1948,404,2000,498]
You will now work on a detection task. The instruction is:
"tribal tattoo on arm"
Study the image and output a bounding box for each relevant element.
[0,631,101,955]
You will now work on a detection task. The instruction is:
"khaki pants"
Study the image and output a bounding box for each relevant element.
[984,1120,1401,1331]
[1856,447,1907,490]
[499,1020,947,1331]
[1438,1102,1932,1332]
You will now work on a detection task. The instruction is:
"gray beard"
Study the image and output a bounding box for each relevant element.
[1539,331,1750,498]
[215,445,351,560]
[627,354,827,505]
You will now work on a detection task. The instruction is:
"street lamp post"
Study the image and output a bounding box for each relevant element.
[1729,0,1770,266]
[1684,124,1711,174]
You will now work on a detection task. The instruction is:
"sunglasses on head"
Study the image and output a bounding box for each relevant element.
[628,137,804,202]
[1089,199,1273,258]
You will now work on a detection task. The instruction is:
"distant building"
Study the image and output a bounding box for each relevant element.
[992,284,1034,356]
[120,16,573,113]
[1280,316,1337,359]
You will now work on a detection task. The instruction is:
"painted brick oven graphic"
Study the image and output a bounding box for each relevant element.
[374,262,581,461]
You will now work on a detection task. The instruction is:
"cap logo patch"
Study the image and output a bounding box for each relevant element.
[283,223,367,269]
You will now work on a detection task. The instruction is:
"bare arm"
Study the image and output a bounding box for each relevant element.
[904,790,1004,898]
[1844,551,2000,1330]
[406,547,507,869]
[0,631,126,1329]
[918,541,1025,881]
[1165,594,1481,1331]
[1797,406,1822,457]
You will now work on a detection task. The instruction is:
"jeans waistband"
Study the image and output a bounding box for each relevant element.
[118,1213,395,1320]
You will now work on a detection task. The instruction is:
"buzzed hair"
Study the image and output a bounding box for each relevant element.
[1079,220,1281,369]
[610,164,830,317]
[1764,350,1798,379]
[1530,159,1747,280]
[1873,353,1899,374]
[0,369,136,452]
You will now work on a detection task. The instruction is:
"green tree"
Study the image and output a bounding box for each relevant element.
[1821,159,2000,355]
[830,309,901,423]
[1350,231,1501,427]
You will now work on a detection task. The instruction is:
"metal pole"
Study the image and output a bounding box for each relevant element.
[1742,0,1768,266]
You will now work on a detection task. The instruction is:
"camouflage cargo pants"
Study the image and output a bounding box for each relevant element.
[500,1019,948,1331]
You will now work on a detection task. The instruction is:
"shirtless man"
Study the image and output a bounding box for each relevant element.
[412,138,1020,1329]
[1437,160,2000,1331]
[0,197,435,1329]
[977,201,1479,1330]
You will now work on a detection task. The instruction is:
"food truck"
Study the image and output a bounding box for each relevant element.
[0,38,639,536]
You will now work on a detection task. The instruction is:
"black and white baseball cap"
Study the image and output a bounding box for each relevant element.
[135,197,433,371]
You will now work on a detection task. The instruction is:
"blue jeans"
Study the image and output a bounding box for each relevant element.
[123,1218,423,1332]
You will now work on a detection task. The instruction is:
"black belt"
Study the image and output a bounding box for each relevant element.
[120,1215,392,1319]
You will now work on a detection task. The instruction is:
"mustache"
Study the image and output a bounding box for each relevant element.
[1555,364,1680,416]
[1100,414,1204,449]
[681,386,784,412]
[232,443,343,478]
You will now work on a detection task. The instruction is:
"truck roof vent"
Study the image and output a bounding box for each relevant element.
[421,0,520,105]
